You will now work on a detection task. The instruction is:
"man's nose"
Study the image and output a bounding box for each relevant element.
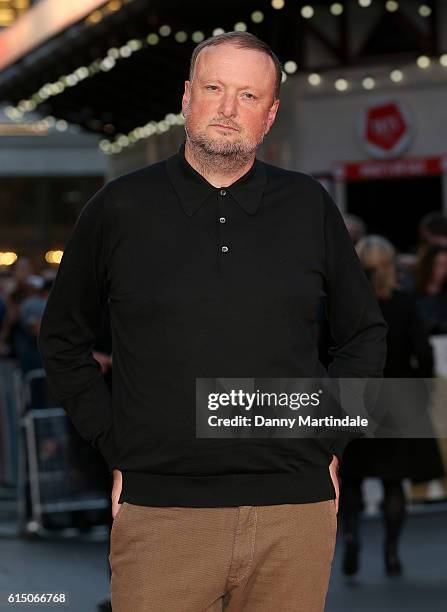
[218,93,238,117]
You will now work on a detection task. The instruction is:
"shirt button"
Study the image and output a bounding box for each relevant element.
[220,189,227,196]
[221,245,229,253]
[219,217,226,224]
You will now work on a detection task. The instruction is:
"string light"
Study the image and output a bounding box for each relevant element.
[86,10,103,24]
[99,112,185,155]
[251,10,264,23]
[0,252,18,266]
[128,39,142,51]
[101,57,115,70]
[330,3,344,16]
[174,31,188,43]
[301,5,314,19]
[358,0,372,7]
[362,76,375,89]
[390,68,404,82]
[159,24,171,36]
[284,60,298,74]
[271,0,285,9]
[418,4,431,17]
[385,1,399,12]
[417,55,431,68]
[44,116,56,128]
[84,0,130,25]
[119,45,132,58]
[106,1,122,12]
[335,78,349,91]
[45,250,63,264]
[308,73,322,86]
[55,119,68,131]
[191,31,205,43]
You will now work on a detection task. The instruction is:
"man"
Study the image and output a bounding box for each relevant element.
[38,32,387,612]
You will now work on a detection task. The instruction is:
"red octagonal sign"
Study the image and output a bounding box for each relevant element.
[360,99,413,159]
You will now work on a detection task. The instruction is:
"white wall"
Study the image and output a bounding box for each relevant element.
[262,63,447,175]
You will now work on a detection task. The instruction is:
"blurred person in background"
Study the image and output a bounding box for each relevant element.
[0,289,5,334]
[412,244,447,336]
[418,212,447,251]
[398,212,447,293]
[0,257,35,360]
[17,276,52,374]
[342,213,367,244]
[338,235,445,577]
[9,256,34,285]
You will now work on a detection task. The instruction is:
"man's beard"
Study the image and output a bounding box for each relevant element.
[184,119,267,174]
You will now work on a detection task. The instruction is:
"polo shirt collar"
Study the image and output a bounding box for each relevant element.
[166,140,267,216]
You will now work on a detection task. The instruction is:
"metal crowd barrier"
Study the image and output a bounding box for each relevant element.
[1,362,110,537]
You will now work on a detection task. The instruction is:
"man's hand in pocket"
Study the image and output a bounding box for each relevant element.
[111,469,123,519]
[329,455,340,514]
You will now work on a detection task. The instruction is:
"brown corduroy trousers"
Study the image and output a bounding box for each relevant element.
[109,499,337,611]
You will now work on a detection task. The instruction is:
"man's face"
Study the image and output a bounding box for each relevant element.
[182,44,280,158]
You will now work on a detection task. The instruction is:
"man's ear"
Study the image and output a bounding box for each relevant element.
[181,80,191,117]
[265,98,280,135]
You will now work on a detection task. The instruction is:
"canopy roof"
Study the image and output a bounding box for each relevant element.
[0,0,439,137]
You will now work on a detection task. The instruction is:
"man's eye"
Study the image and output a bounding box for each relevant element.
[206,85,219,91]
[243,92,256,99]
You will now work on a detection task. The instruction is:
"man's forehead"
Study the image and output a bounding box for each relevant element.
[194,45,275,86]
[195,44,274,71]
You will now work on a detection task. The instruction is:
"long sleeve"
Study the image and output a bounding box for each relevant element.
[321,187,388,460]
[38,184,116,473]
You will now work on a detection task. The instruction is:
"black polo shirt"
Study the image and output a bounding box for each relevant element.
[38,140,387,507]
